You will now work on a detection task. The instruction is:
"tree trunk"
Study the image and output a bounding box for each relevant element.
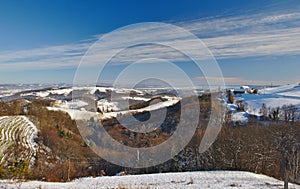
[284,169,289,189]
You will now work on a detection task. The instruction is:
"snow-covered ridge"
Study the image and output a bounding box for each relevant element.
[30,86,181,120]
[47,96,180,121]
[22,86,144,98]
[47,106,97,121]
[101,96,179,119]
[22,88,73,97]
[0,116,38,165]
[1,171,299,189]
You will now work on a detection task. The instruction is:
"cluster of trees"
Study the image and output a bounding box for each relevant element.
[260,103,298,123]
[0,158,29,179]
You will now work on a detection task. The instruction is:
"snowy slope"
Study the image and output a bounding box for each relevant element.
[48,95,179,120]
[1,171,299,189]
[0,84,65,98]
[228,84,300,122]
[259,84,300,96]
[246,84,300,116]
[47,98,179,121]
[47,107,97,120]
[22,88,73,98]
[246,96,300,116]
[100,97,179,119]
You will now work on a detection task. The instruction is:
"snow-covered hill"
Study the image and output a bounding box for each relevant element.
[1,171,299,189]
[228,84,300,123]
[246,84,300,116]
[39,86,181,121]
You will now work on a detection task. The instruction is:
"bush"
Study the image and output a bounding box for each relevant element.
[228,93,234,104]
[236,100,247,111]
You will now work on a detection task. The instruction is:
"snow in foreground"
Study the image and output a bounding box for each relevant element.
[1,171,299,189]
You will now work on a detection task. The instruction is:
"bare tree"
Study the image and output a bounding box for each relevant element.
[271,125,300,189]
[281,105,297,123]
[269,107,280,121]
[260,103,268,119]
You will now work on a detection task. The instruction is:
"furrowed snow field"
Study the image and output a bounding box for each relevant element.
[0,116,38,165]
[0,171,299,189]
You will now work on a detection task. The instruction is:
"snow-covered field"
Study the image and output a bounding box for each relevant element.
[0,84,57,98]
[47,107,97,120]
[47,92,180,121]
[47,97,179,121]
[0,171,299,189]
[228,84,300,122]
[100,97,179,119]
[22,88,73,98]
[246,84,300,116]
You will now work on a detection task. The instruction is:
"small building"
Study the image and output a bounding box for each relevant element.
[233,88,245,95]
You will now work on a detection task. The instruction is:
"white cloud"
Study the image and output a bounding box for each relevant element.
[180,12,300,35]
[193,76,288,86]
[0,11,300,71]
[205,27,300,58]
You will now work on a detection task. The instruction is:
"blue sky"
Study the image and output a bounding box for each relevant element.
[0,0,300,86]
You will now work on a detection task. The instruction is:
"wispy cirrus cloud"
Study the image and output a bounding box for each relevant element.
[0,40,92,70]
[180,12,300,36]
[193,76,290,86]
[1,10,300,71]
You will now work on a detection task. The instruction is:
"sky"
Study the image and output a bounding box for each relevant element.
[0,0,300,86]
